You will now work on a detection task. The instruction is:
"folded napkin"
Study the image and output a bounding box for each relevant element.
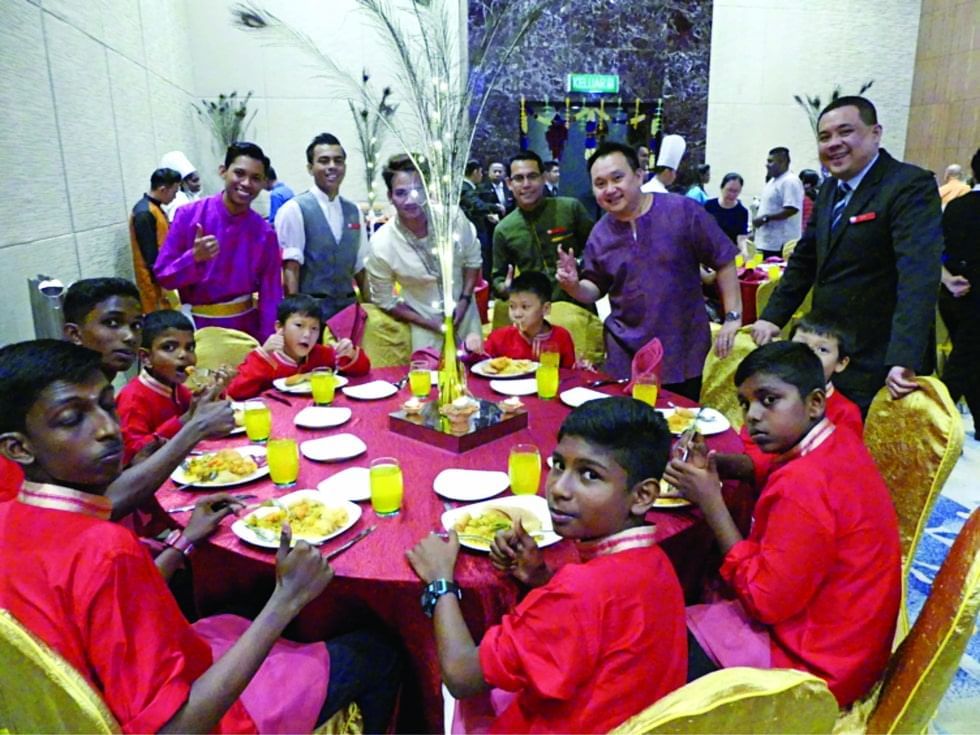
[625,337,663,394]
[326,303,367,345]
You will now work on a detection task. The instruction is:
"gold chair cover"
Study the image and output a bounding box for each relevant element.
[863,377,965,637]
[548,301,606,366]
[313,702,364,734]
[491,299,511,330]
[699,327,758,430]
[193,326,260,371]
[359,304,413,367]
[609,667,838,734]
[781,238,799,260]
[0,609,120,733]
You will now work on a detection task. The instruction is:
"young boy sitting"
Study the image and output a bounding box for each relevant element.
[117,310,233,465]
[481,271,576,368]
[664,342,901,707]
[407,397,686,733]
[227,294,370,400]
[0,339,401,733]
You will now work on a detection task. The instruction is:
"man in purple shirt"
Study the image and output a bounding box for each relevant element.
[155,142,283,340]
[557,142,742,399]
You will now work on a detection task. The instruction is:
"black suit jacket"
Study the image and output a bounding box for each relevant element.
[761,149,943,407]
[478,181,514,214]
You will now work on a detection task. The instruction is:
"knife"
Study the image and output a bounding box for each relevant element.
[325,525,376,561]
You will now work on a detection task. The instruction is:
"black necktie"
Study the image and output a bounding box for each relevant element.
[831,181,851,230]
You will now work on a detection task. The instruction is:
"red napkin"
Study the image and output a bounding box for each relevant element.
[625,337,663,394]
[326,303,367,345]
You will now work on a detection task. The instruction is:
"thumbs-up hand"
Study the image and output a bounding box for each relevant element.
[489,517,551,587]
[192,223,220,263]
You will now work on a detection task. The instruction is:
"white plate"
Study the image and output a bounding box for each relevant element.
[559,386,612,408]
[273,374,349,394]
[300,433,368,462]
[658,407,731,436]
[231,489,362,548]
[294,406,353,429]
[441,494,562,552]
[171,445,269,488]
[342,380,399,400]
[317,466,371,502]
[471,358,540,379]
[229,401,246,434]
[433,468,510,501]
[489,378,538,396]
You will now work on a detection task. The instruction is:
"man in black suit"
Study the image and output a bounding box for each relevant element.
[478,161,514,214]
[460,160,500,281]
[939,147,980,430]
[752,96,943,411]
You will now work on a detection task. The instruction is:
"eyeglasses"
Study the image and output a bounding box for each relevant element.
[509,172,542,184]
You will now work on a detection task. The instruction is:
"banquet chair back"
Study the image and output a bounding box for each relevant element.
[609,667,837,734]
[0,609,120,733]
[700,327,758,431]
[359,304,412,367]
[194,327,259,371]
[547,301,605,366]
[491,299,511,330]
[863,508,980,735]
[781,239,799,260]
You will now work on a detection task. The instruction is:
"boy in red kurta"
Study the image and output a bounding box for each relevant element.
[407,397,686,733]
[665,341,900,706]
[481,271,577,368]
[228,294,370,400]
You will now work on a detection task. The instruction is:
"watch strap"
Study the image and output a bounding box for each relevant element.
[421,578,462,617]
[165,529,195,557]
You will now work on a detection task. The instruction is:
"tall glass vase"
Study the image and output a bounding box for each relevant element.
[437,315,467,408]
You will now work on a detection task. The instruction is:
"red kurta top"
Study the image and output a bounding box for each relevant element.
[0,482,256,733]
[483,323,576,368]
[227,344,371,400]
[0,456,23,502]
[741,383,864,488]
[479,526,687,733]
[720,420,901,706]
[117,370,193,464]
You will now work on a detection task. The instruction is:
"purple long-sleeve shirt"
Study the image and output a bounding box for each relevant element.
[581,193,736,382]
[155,193,282,340]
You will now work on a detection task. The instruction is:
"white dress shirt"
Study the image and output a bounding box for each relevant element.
[274,186,369,271]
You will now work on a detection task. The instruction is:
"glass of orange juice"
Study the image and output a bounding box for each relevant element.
[243,401,271,443]
[632,374,659,408]
[408,360,432,398]
[267,438,299,488]
[370,457,403,517]
[536,363,559,399]
[539,350,560,368]
[509,444,541,495]
[310,368,335,405]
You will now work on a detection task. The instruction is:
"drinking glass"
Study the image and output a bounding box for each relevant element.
[509,444,542,495]
[408,361,432,398]
[539,350,560,368]
[370,457,404,517]
[310,368,335,405]
[243,401,272,443]
[267,438,299,488]
[536,364,559,399]
[631,375,660,407]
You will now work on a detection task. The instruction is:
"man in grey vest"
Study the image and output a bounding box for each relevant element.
[275,132,369,320]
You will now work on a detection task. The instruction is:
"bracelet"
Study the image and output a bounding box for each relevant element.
[164,529,195,559]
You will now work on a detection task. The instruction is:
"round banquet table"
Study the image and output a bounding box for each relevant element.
[158,366,749,731]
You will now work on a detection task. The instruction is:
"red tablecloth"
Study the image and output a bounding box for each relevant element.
[158,367,748,731]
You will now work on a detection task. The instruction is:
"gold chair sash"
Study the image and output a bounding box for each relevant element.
[360,303,413,367]
[193,326,261,372]
[548,301,606,366]
[700,326,758,430]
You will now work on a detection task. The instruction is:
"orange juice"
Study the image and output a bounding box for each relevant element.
[509,446,541,495]
[310,369,335,405]
[632,381,659,407]
[409,368,431,397]
[243,402,271,443]
[536,365,559,399]
[370,458,403,516]
[539,351,560,368]
[267,439,299,487]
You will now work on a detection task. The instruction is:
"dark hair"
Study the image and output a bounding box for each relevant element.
[734,342,825,399]
[277,293,322,325]
[818,95,878,126]
[971,149,980,181]
[141,310,194,350]
[769,147,790,162]
[464,160,482,176]
[223,141,270,176]
[791,312,853,361]
[720,172,744,188]
[151,167,182,189]
[305,133,345,164]
[63,278,141,325]
[799,169,821,187]
[266,165,278,181]
[382,154,427,192]
[508,271,552,303]
[544,160,560,173]
[508,150,543,176]
[587,142,640,174]
[0,340,104,434]
[558,397,671,488]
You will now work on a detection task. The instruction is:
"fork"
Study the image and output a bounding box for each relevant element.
[586,378,628,389]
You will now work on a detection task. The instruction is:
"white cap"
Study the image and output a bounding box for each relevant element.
[655,135,686,170]
[159,151,197,178]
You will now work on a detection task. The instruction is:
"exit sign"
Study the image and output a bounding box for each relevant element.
[566,73,620,94]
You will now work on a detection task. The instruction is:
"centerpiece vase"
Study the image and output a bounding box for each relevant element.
[437,315,467,408]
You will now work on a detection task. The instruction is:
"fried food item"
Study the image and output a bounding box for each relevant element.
[232,408,245,427]
[244,499,348,541]
[181,450,258,484]
[452,506,543,546]
[483,357,535,375]
[285,372,311,386]
[666,407,697,434]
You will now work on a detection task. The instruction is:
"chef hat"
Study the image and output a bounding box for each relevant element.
[655,135,686,170]
[159,151,197,179]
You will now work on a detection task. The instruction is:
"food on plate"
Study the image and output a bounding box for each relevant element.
[666,407,697,434]
[245,498,348,540]
[482,357,534,376]
[181,450,258,484]
[452,506,543,546]
[232,408,245,427]
[659,478,682,499]
[284,372,312,387]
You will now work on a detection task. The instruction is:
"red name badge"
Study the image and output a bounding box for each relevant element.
[547,227,569,236]
[849,212,877,224]
[348,222,361,230]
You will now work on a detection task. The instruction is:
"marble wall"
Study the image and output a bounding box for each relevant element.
[468,0,713,177]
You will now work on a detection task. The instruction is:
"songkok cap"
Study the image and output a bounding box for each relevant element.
[159,151,197,178]
[655,135,686,170]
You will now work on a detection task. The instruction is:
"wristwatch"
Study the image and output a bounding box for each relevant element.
[421,578,462,617]
[164,529,195,559]
[761,214,770,225]
[724,310,742,323]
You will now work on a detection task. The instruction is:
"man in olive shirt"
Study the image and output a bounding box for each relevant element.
[491,150,594,302]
